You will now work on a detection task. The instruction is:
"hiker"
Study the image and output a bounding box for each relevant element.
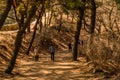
[34,46,39,61]
[78,39,80,44]
[81,40,85,55]
[49,44,55,61]
[78,39,81,57]
[81,40,83,45]
[78,40,84,57]
[68,42,72,52]
[78,39,84,45]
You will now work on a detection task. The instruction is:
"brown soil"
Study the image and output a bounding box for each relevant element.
[0,49,111,80]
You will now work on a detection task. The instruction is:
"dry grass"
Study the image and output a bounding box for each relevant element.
[1,23,18,31]
[86,34,120,75]
[0,22,74,64]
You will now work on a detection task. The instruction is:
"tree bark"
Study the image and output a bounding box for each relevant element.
[5,30,22,74]
[26,1,45,55]
[72,1,86,61]
[87,0,96,61]
[48,10,53,26]
[5,4,37,74]
[27,22,31,32]
[90,0,96,34]
[89,0,96,46]
[0,0,13,30]
[26,21,38,55]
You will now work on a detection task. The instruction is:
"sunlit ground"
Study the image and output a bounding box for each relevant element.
[0,50,106,80]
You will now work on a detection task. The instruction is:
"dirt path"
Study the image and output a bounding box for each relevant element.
[0,50,107,80]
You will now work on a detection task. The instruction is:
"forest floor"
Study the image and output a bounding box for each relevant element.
[0,49,111,80]
[0,17,116,79]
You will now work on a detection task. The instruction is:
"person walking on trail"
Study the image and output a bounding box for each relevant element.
[78,39,80,44]
[34,46,39,61]
[49,44,55,61]
[81,40,84,46]
[78,40,84,56]
[68,42,72,52]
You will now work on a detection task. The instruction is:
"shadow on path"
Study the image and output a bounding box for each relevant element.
[0,50,106,80]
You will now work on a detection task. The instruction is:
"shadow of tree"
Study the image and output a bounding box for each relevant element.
[0,50,106,80]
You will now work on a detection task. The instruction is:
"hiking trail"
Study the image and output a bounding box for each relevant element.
[0,50,106,80]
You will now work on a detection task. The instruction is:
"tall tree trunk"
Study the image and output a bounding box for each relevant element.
[5,4,37,74]
[26,1,45,55]
[0,0,13,30]
[87,0,96,61]
[27,22,31,32]
[48,10,53,26]
[39,20,43,32]
[44,12,47,27]
[89,0,96,46]
[26,21,38,55]
[12,0,22,30]
[67,13,69,20]
[72,1,86,61]
[71,12,74,23]
[58,13,63,32]
[5,30,22,74]
[90,0,96,34]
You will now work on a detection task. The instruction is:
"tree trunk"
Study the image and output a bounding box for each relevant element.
[12,0,22,30]
[27,22,31,32]
[90,0,96,34]
[48,10,53,26]
[26,1,45,55]
[5,4,37,74]
[39,20,43,32]
[72,1,85,61]
[87,0,96,61]
[88,0,96,47]
[0,0,13,30]
[71,12,74,23]
[89,0,96,48]
[44,12,47,27]
[58,13,63,32]
[5,31,22,74]
[26,22,38,55]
